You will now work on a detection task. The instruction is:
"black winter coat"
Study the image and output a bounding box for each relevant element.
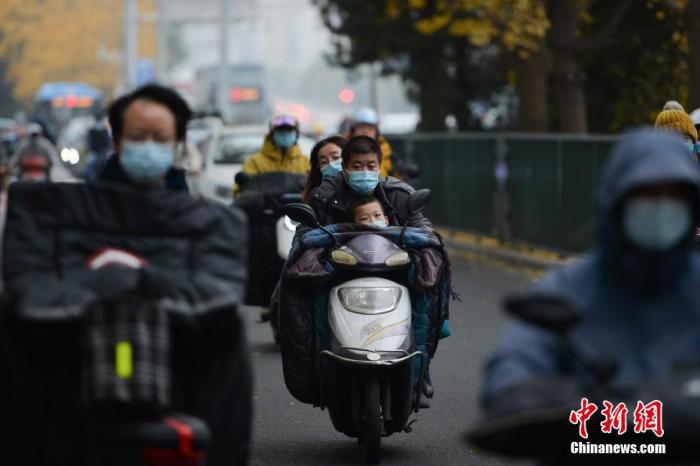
[0,182,251,465]
[308,175,432,228]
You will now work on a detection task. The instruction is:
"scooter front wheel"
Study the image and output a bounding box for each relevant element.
[363,374,381,465]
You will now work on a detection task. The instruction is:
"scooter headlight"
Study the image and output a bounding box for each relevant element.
[331,249,358,266]
[385,251,410,267]
[284,215,299,232]
[338,287,402,314]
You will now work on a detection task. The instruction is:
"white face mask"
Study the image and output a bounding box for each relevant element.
[622,197,692,251]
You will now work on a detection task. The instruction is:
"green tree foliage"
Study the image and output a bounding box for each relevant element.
[584,1,688,132]
[316,0,693,133]
[0,0,159,106]
[314,0,506,130]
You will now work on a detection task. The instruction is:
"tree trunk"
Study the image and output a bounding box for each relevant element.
[547,0,588,133]
[553,53,588,133]
[513,48,550,132]
[417,89,449,131]
[411,41,450,131]
[687,0,700,111]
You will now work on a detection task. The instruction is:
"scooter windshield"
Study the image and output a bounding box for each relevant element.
[334,233,409,269]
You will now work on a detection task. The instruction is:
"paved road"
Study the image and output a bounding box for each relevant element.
[244,256,538,466]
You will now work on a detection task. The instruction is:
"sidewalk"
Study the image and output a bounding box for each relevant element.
[437,227,579,272]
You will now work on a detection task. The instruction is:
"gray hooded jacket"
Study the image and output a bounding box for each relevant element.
[482,129,700,407]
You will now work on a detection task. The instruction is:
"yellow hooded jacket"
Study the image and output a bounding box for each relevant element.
[234,135,310,194]
[378,136,394,178]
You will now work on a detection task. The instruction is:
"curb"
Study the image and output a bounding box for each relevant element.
[437,228,578,271]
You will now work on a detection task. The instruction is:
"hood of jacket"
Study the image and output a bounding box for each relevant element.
[597,128,700,293]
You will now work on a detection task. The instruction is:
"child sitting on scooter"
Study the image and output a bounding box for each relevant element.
[350,196,389,228]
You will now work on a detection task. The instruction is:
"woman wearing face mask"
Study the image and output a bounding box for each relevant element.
[233,115,310,195]
[302,135,346,201]
[99,84,192,191]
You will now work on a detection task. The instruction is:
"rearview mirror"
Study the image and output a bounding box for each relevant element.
[408,189,431,216]
[285,203,318,228]
[504,293,582,334]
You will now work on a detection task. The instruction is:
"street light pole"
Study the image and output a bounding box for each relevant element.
[157,0,168,83]
[123,0,138,91]
[218,0,230,122]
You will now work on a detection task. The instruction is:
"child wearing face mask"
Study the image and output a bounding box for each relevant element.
[351,196,389,228]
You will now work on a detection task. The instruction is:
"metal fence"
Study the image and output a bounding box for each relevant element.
[387,133,618,253]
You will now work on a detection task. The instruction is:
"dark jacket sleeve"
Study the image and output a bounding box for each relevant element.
[307,194,325,224]
[308,185,337,226]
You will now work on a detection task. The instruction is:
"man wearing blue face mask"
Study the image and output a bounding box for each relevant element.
[482,129,700,425]
[234,115,310,195]
[98,84,191,191]
[308,136,431,228]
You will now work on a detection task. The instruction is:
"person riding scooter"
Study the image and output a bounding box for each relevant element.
[347,108,394,178]
[233,114,309,195]
[346,108,419,181]
[278,192,451,464]
[472,129,700,465]
[308,136,430,229]
[13,123,55,181]
[0,84,252,466]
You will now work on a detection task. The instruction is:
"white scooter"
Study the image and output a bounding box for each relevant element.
[285,189,432,465]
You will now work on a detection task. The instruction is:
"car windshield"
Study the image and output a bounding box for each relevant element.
[297,135,315,156]
[214,133,263,164]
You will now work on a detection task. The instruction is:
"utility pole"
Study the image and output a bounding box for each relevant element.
[218,0,230,122]
[368,62,379,111]
[123,0,138,91]
[157,0,168,83]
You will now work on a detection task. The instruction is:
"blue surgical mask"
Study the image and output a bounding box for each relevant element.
[346,170,380,193]
[321,160,343,178]
[273,130,297,150]
[119,141,174,185]
[623,197,692,251]
[371,220,388,228]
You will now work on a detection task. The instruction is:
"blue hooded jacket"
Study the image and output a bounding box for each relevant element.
[482,129,700,404]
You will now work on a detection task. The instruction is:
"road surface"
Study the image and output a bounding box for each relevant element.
[244,255,538,466]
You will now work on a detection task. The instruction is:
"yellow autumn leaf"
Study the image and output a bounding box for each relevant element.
[0,0,158,104]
